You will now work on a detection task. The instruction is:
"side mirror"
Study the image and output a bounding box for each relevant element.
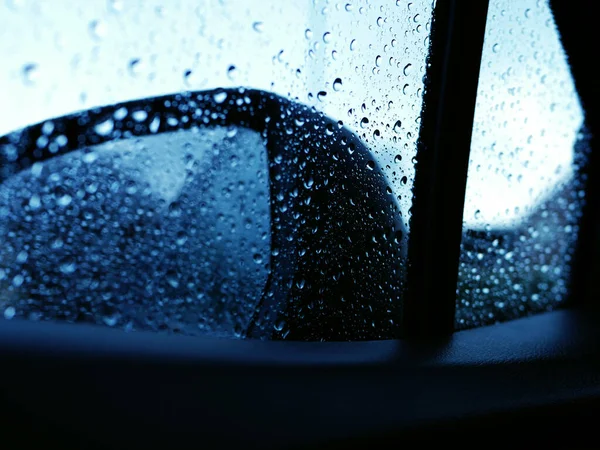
[0,88,406,340]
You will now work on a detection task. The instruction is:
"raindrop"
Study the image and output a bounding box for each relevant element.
[375,55,382,67]
[323,32,331,43]
[333,78,342,91]
[252,21,264,32]
[59,261,77,274]
[305,28,313,39]
[253,253,263,264]
[16,251,28,264]
[108,0,124,13]
[21,63,39,85]
[4,307,15,320]
[492,43,500,53]
[149,116,160,133]
[183,69,193,84]
[113,107,128,120]
[128,58,143,76]
[274,318,285,331]
[166,272,180,288]
[12,274,24,288]
[103,314,118,326]
[345,3,353,12]
[57,194,72,207]
[213,91,228,104]
[317,91,327,101]
[350,39,356,51]
[94,118,114,136]
[393,120,402,133]
[89,20,107,40]
[366,160,375,170]
[42,121,54,135]
[360,117,369,128]
[377,16,383,27]
[227,65,237,80]
[132,110,148,122]
[29,194,41,209]
[403,63,412,76]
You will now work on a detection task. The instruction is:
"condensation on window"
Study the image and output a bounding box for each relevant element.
[456,0,587,329]
[0,1,432,339]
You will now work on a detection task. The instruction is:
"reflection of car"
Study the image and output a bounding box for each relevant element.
[458,170,584,327]
[0,88,407,341]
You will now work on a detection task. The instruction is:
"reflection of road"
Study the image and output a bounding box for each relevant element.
[0,126,271,337]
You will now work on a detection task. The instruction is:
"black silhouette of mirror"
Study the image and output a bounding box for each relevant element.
[0,88,406,341]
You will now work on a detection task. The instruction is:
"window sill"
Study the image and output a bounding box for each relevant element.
[1,308,599,447]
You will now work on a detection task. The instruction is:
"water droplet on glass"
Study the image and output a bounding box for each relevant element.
[253,253,263,264]
[350,39,356,51]
[360,117,369,128]
[16,251,28,264]
[4,307,15,320]
[59,261,77,274]
[323,32,331,43]
[113,107,128,120]
[403,63,412,76]
[166,272,180,288]
[227,65,237,80]
[22,63,39,85]
[274,318,285,331]
[375,55,382,67]
[305,28,312,39]
[394,154,402,163]
[94,118,114,136]
[366,160,375,170]
[57,194,72,207]
[317,91,327,101]
[149,116,160,133]
[108,0,124,13]
[12,274,24,288]
[333,78,342,91]
[492,43,500,53]
[128,58,143,76]
[103,314,119,326]
[28,194,41,209]
[88,20,107,40]
[213,91,228,104]
[132,110,148,122]
[181,69,193,85]
[393,120,402,133]
[252,21,264,32]
[377,16,383,27]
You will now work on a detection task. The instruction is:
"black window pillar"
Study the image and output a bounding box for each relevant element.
[403,0,490,338]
